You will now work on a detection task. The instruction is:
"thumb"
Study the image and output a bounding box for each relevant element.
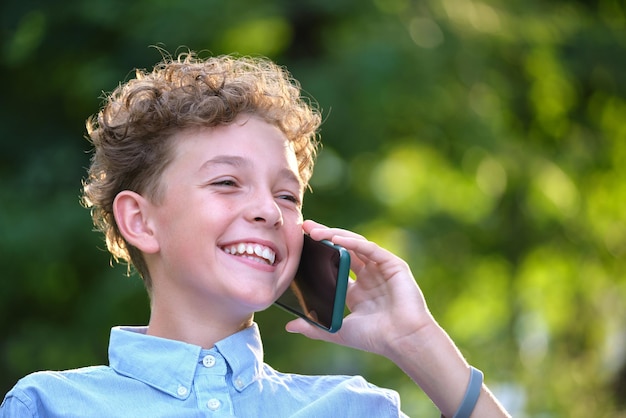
[285,318,329,341]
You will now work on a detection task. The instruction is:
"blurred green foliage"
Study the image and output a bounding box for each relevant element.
[1,0,625,416]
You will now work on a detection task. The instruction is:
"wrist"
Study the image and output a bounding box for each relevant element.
[382,319,473,416]
[381,314,443,363]
[441,366,483,418]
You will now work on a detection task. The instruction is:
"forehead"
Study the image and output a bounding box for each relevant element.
[168,117,303,183]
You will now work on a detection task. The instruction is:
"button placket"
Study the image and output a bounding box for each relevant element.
[195,352,232,414]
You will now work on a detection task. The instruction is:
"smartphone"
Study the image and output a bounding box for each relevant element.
[275,234,351,333]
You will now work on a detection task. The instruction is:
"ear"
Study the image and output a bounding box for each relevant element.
[113,190,160,254]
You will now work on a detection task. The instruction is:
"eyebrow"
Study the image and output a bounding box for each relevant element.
[199,155,303,188]
[199,155,249,170]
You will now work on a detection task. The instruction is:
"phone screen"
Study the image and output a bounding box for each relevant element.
[274,234,350,333]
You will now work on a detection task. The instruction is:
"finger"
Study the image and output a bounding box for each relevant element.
[303,222,373,271]
[285,318,343,344]
[331,235,398,267]
[285,317,314,335]
[303,220,407,283]
[303,220,367,243]
[302,220,369,274]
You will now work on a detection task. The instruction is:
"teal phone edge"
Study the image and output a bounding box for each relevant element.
[322,239,350,333]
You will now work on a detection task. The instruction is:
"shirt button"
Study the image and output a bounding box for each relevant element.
[207,398,221,411]
[202,355,216,368]
[235,378,244,389]
[177,385,188,396]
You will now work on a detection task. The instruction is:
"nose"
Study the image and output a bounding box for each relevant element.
[246,191,283,228]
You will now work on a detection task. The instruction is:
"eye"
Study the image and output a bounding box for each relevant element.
[210,178,238,187]
[277,193,301,206]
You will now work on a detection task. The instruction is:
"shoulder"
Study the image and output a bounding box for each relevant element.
[261,365,403,415]
[12,366,114,391]
[300,373,401,403]
[263,363,386,390]
[2,366,114,417]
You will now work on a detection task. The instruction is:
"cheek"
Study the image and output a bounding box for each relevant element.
[156,202,206,252]
[286,231,304,273]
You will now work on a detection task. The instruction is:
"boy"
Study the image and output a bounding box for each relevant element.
[1,52,509,417]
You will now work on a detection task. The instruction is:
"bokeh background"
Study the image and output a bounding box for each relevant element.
[1,0,625,416]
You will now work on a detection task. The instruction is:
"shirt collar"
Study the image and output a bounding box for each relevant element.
[108,323,264,398]
[214,324,264,391]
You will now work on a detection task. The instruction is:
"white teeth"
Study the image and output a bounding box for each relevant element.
[262,247,275,265]
[223,242,276,265]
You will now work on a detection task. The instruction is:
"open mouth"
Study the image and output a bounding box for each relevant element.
[222,243,277,266]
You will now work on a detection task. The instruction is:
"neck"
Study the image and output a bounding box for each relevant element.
[147,292,255,348]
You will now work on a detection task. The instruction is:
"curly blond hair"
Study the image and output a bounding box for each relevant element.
[82,52,321,290]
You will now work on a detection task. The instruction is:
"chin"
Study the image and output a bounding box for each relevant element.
[236,291,282,313]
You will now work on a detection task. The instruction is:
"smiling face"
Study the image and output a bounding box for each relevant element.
[143,115,305,325]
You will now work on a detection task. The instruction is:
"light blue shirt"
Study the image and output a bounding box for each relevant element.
[1,323,407,417]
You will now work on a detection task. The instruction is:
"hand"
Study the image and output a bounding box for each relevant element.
[285,220,437,358]
[287,221,512,417]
